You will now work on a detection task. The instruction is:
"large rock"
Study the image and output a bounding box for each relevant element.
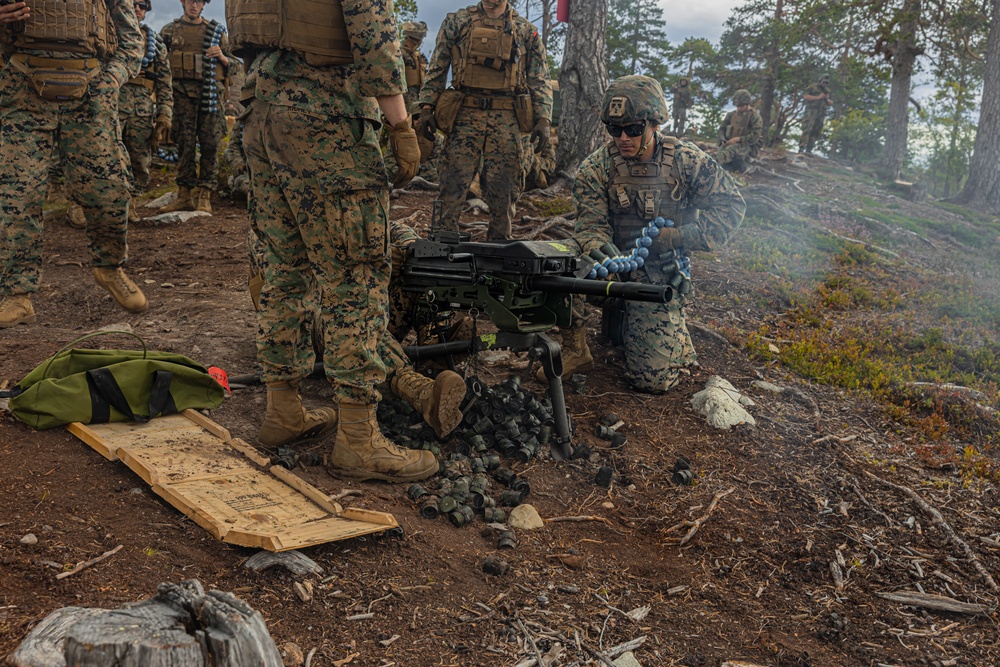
[691,376,756,430]
[508,504,544,530]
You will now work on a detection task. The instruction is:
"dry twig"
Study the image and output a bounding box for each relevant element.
[664,488,735,546]
[56,544,123,580]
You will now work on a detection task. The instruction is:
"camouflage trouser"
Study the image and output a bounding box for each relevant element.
[673,108,687,136]
[799,108,826,152]
[120,110,154,191]
[567,256,696,393]
[434,105,524,240]
[715,142,754,170]
[243,99,392,403]
[246,218,420,385]
[0,66,131,297]
[174,91,225,191]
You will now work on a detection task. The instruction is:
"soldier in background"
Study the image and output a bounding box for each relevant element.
[670,77,693,136]
[120,0,172,221]
[418,0,552,240]
[540,75,745,393]
[715,89,762,172]
[798,73,832,155]
[0,0,149,327]
[229,0,435,482]
[160,0,233,214]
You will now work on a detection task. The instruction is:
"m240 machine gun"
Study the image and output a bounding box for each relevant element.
[401,231,672,460]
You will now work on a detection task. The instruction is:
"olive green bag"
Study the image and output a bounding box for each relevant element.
[3,332,225,430]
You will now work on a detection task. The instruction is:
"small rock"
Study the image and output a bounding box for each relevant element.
[20,534,38,545]
[752,380,784,393]
[508,504,544,530]
[614,651,642,667]
[721,662,768,667]
[691,376,756,429]
[145,191,176,209]
[601,501,615,509]
[281,642,305,667]
[143,210,211,226]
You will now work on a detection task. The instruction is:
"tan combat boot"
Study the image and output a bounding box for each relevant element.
[194,188,213,214]
[93,267,149,313]
[536,325,594,382]
[327,402,438,482]
[66,204,87,229]
[127,201,140,223]
[257,382,338,449]
[160,186,194,213]
[390,368,466,439]
[0,295,36,328]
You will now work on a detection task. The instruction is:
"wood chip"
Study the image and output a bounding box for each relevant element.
[876,591,991,616]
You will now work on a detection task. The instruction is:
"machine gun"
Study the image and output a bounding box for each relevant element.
[401,231,672,460]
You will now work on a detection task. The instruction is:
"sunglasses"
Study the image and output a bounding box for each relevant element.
[134,2,150,8]
[605,122,646,138]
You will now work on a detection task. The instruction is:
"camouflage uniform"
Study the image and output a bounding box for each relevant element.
[119,24,172,192]
[0,0,143,299]
[573,133,745,391]
[521,130,556,190]
[670,79,693,136]
[419,2,551,240]
[160,18,232,192]
[241,2,405,403]
[400,21,428,115]
[798,77,831,154]
[715,90,762,171]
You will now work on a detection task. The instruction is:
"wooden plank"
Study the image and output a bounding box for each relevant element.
[71,414,399,551]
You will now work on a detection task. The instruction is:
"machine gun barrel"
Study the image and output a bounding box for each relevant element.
[528,276,672,304]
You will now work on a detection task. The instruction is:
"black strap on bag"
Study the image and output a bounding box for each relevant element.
[86,369,179,424]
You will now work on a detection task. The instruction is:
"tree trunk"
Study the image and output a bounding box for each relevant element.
[953,0,1000,211]
[878,0,923,180]
[556,0,608,176]
[760,0,783,145]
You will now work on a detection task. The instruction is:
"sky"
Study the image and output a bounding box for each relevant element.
[144,0,742,57]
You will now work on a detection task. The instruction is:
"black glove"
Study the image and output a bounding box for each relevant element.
[419,107,438,141]
[530,118,551,152]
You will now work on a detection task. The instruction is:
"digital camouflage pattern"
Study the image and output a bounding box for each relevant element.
[571,133,746,392]
[0,0,143,298]
[521,131,556,190]
[420,2,551,240]
[160,19,233,191]
[119,24,172,192]
[400,24,427,115]
[670,79,693,135]
[242,0,406,403]
[601,75,668,126]
[799,79,831,153]
[716,105,763,170]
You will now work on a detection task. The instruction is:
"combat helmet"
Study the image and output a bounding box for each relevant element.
[600,75,669,126]
[402,21,428,40]
[733,89,752,105]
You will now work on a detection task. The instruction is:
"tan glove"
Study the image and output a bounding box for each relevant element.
[530,118,551,152]
[388,115,420,189]
[153,116,171,150]
[654,226,685,252]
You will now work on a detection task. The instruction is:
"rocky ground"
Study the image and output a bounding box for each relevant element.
[1,152,998,667]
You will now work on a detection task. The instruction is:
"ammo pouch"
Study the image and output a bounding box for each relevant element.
[434,88,465,134]
[3,331,225,430]
[600,297,626,347]
[514,92,533,133]
[10,54,100,101]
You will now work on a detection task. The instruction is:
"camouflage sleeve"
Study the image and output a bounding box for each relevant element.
[418,12,461,108]
[219,30,236,77]
[344,0,406,98]
[571,147,615,256]
[106,0,143,85]
[153,33,173,121]
[523,22,551,121]
[745,111,763,148]
[159,22,174,50]
[674,141,746,251]
[390,220,421,245]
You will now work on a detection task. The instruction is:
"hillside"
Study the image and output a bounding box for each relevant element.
[1,151,998,667]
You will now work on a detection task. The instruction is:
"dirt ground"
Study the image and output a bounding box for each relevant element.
[1,155,999,667]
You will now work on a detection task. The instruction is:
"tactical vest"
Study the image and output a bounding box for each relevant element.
[167,20,224,84]
[724,110,751,140]
[453,6,524,92]
[226,0,353,66]
[127,26,157,92]
[404,48,426,88]
[9,0,117,59]
[606,137,694,250]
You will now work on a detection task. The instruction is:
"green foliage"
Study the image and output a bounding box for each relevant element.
[606,0,671,82]
[826,108,887,163]
[394,0,418,22]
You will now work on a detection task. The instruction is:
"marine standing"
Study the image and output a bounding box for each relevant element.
[542,75,745,393]
[670,77,693,136]
[160,0,232,214]
[798,73,831,155]
[715,89,762,172]
[0,0,149,327]
[418,0,552,240]
[227,0,434,481]
[120,0,172,221]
